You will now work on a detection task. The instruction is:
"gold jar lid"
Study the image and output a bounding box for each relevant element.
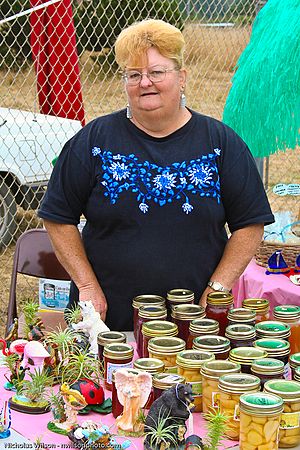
[200,360,241,380]
[229,346,268,365]
[251,358,284,376]
[254,338,290,357]
[289,353,300,369]
[112,368,141,382]
[138,305,167,319]
[273,305,300,321]
[133,358,165,374]
[176,350,215,369]
[171,304,205,320]
[255,321,291,340]
[189,318,219,335]
[193,335,230,354]
[264,380,300,402]
[103,343,134,360]
[132,294,165,309]
[228,307,256,323]
[97,331,127,346]
[206,292,234,306]
[148,336,186,354]
[295,368,300,382]
[239,392,283,416]
[167,288,194,304]
[152,372,185,390]
[242,298,270,313]
[218,373,261,394]
[141,320,178,338]
[225,324,256,340]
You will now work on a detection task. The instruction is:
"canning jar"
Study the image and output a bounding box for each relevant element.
[205,292,234,336]
[290,354,300,380]
[133,358,165,409]
[141,320,178,358]
[239,392,283,450]
[97,331,126,362]
[103,343,134,390]
[167,288,194,309]
[136,305,167,357]
[229,346,268,374]
[218,373,261,440]
[171,304,205,341]
[295,368,300,383]
[152,373,185,401]
[254,338,291,378]
[176,350,215,412]
[251,358,285,389]
[264,379,300,448]
[228,308,256,327]
[255,320,291,342]
[225,324,256,349]
[242,298,270,323]
[273,305,300,354]
[193,335,231,360]
[187,318,219,349]
[148,336,186,373]
[200,360,241,414]
[111,368,142,418]
[132,294,165,340]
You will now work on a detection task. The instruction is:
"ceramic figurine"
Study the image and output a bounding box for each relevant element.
[114,368,152,436]
[0,401,11,439]
[71,301,110,355]
[266,250,290,275]
[21,341,50,372]
[0,338,28,356]
[54,383,88,431]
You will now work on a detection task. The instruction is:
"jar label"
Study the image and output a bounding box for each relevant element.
[165,366,178,374]
[190,381,202,397]
[234,404,240,421]
[212,391,220,408]
[280,412,300,429]
[107,361,133,384]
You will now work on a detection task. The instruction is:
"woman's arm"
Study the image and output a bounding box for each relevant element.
[199,223,264,306]
[43,220,107,320]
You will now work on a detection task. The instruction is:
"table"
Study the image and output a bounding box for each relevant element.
[232,259,300,308]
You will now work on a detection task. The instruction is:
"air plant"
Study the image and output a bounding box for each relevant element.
[20,369,54,404]
[47,389,66,423]
[64,305,82,325]
[44,325,76,362]
[22,298,40,338]
[61,348,102,385]
[203,408,229,450]
[143,408,179,449]
[3,353,26,394]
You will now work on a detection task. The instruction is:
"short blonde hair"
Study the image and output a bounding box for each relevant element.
[115,19,185,70]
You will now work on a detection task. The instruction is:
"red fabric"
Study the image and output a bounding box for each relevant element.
[30,0,85,126]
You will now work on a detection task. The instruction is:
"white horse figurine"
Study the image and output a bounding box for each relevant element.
[72,301,110,355]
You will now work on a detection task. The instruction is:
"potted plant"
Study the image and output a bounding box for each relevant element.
[22,298,44,340]
[143,409,179,450]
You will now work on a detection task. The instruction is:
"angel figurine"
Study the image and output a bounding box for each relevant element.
[114,368,152,436]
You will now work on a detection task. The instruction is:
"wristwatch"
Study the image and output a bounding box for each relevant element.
[207,280,230,294]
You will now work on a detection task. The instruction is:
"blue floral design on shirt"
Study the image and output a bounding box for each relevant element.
[92,147,221,214]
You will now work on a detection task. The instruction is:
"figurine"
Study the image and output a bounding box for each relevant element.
[266,250,290,275]
[115,368,152,436]
[144,383,194,450]
[21,341,50,372]
[0,338,28,356]
[0,401,11,439]
[55,383,88,431]
[71,301,110,355]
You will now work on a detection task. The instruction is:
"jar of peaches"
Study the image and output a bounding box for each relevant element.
[176,350,215,412]
[200,360,241,414]
[242,298,270,323]
[228,307,256,327]
[141,320,178,358]
[229,346,268,374]
[225,324,256,349]
[187,318,219,349]
[290,354,300,380]
[239,392,283,450]
[273,305,300,354]
[205,292,234,336]
[171,304,205,341]
[264,379,300,448]
[253,338,291,379]
[152,373,185,401]
[193,335,231,360]
[136,305,168,357]
[255,321,291,342]
[148,336,186,373]
[251,358,285,389]
[132,294,165,340]
[133,358,165,409]
[218,373,261,440]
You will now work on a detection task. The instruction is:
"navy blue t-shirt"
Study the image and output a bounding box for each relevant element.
[38,109,274,330]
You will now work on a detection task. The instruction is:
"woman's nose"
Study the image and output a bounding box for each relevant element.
[139,73,153,87]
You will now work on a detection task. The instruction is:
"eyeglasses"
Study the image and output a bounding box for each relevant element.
[122,65,178,86]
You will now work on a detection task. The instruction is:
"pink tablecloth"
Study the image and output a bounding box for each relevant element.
[233,259,300,308]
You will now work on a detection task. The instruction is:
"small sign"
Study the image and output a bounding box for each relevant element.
[273,183,300,196]
[39,278,71,310]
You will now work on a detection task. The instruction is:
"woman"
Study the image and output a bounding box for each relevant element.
[38,19,274,331]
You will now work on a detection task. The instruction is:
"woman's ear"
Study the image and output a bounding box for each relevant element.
[179,68,187,86]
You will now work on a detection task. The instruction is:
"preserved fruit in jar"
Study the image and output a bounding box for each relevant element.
[253,338,290,379]
[141,320,178,358]
[229,346,268,374]
[242,298,270,323]
[187,318,219,349]
[228,307,256,326]
[225,324,256,349]
[255,321,291,341]
[148,336,186,373]
[193,335,231,360]
[251,358,284,389]
[103,343,134,391]
[205,292,234,336]
[171,304,205,342]
[290,353,300,380]
[136,305,167,357]
[132,294,165,340]
[152,372,185,401]
[273,305,300,354]
[97,331,126,362]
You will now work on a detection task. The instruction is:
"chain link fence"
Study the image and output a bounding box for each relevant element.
[0,0,299,334]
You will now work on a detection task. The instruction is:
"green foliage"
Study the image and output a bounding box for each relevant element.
[21,368,54,402]
[22,298,40,337]
[47,389,66,422]
[203,409,229,450]
[45,325,76,361]
[61,348,102,385]
[144,407,179,449]
[64,305,82,325]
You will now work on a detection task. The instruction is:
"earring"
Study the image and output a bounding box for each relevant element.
[126,104,132,119]
[180,92,186,108]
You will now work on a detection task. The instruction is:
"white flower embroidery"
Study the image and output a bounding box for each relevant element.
[109,162,130,181]
[153,172,176,190]
[101,181,107,186]
[139,203,149,213]
[189,164,213,186]
[214,148,221,155]
[180,177,187,185]
[182,203,193,214]
[92,147,101,156]
[113,154,122,160]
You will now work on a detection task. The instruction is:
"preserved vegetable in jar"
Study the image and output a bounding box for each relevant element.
[187,318,219,349]
[171,304,205,342]
[97,331,126,362]
[132,295,165,340]
[103,343,134,391]
[255,321,291,341]
[141,320,178,358]
[205,292,234,336]
[254,338,290,379]
[251,358,285,389]
[229,346,268,374]
[176,350,215,412]
[242,298,270,323]
[239,392,283,450]
[225,324,256,349]
[148,336,186,373]
[273,305,300,354]
[193,335,231,360]
[136,305,167,357]
[264,379,300,448]
[227,308,256,327]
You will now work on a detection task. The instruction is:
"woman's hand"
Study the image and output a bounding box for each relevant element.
[79,282,108,322]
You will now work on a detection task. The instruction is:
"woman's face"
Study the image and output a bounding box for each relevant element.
[125,47,186,119]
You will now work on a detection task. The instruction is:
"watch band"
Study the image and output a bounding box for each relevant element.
[207,280,230,294]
